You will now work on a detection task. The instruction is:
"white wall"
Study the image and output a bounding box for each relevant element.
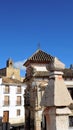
[0,78,26,125]
[31,63,48,71]
[69,128,73,130]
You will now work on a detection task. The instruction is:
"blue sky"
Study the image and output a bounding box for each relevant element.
[0,0,73,76]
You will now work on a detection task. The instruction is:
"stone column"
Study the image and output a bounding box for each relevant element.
[41,57,72,130]
[43,107,71,130]
[34,111,42,130]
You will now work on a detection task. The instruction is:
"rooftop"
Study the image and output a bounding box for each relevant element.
[24,49,54,66]
[2,77,22,85]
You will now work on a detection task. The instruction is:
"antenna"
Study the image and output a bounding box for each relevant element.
[37,42,41,50]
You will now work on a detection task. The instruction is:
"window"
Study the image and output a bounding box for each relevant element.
[4,86,9,94]
[17,109,21,116]
[69,116,73,127]
[3,111,9,122]
[17,86,21,94]
[4,96,9,106]
[16,96,21,106]
[68,88,73,99]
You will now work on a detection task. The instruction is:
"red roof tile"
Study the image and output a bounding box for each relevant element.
[2,77,22,85]
[24,49,54,66]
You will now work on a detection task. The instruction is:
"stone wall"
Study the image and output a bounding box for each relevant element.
[6,67,20,80]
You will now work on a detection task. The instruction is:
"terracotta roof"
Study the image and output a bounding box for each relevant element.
[2,77,22,85]
[24,68,73,83]
[24,49,54,66]
[34,69,73,78]
[63,68,73,78]
[33,71,49,77]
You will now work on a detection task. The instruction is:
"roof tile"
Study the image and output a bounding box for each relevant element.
[24,49,54,66]
[2,77,22,84]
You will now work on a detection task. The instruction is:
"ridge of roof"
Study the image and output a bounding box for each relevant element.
[2,77,22,84]
[29,49,53,58]
[24,49,54,66]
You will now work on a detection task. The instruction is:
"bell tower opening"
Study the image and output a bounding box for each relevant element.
[6,58,13,68]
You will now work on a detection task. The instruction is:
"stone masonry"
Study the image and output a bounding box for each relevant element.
[41,57,72,130]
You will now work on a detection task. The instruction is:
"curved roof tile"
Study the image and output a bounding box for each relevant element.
[24,49,54,66]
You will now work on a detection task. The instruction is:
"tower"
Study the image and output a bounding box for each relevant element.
[23,49,54,130]
[6,58,13,68]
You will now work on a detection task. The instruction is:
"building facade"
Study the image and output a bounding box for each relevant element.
[23,49,73,130]
[0,59,26,130]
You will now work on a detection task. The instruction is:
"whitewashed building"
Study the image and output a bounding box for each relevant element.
[0,58,26,130]
[0,77,26,129]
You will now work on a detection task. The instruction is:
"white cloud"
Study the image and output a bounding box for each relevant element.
[14,60,26,70]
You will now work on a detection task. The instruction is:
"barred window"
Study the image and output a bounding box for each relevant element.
[17,109,20,116]
[4,86,10,94]
[4,96,10,106]
[16,96,21,106]
[17,86,21,94]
